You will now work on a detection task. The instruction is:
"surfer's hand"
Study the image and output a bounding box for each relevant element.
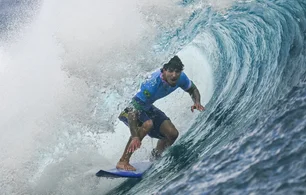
[127,137,141,153]
[191,103,205,112]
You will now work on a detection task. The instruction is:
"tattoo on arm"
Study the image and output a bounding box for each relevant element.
[127,110,139,137]
[187,81,201,104]
[191,88,201,104]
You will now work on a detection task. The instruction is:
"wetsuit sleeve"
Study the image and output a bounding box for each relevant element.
[178,72,192,91]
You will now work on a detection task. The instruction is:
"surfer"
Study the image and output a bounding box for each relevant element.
[117,55,205,171]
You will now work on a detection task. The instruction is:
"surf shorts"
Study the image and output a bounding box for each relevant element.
[118,105,170,139]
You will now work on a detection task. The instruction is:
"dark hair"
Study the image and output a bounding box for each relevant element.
[163,55,184,71]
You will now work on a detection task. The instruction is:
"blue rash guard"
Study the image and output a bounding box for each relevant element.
[132,69,192,111]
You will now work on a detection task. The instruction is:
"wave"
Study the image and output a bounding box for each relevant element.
[108,0,306,194]
[0,0,305,194]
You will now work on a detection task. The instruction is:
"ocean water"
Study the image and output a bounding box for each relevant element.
[0,0,305,194]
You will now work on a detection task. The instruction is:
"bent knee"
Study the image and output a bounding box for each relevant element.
[142,120,153,131]
[166,128,179,141]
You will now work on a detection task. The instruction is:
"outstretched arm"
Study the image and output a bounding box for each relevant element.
[186,82,205,112]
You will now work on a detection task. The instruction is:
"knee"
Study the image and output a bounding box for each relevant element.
[167,128,179,141]
[142,120,153,131]
[138,120,153,137]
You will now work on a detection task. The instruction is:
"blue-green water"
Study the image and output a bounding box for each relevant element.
[108,0,306,194]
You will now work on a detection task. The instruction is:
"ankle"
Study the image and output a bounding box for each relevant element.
[119,157,129,162]
[152,148,161,157]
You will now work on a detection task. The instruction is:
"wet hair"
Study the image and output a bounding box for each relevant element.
[163,55,184,71]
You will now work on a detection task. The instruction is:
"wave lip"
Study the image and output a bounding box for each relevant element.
[110,0,306,194]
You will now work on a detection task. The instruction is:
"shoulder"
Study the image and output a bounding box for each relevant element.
[148,69,162,81]
[178,71,190,83]
[178,71,192,90]
[142,69,162,88]
[180,71,188,78]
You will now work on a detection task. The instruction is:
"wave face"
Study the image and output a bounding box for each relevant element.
[108,0,306,194]
[1,0,306,194]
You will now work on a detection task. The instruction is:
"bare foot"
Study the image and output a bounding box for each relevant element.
[116,161,136,171]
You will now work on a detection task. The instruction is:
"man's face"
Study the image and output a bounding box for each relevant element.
[162,68,182,86]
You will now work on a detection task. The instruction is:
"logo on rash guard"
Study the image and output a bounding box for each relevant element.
[143,89,151,98]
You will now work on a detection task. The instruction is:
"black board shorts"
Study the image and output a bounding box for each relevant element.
[118,105,170,139]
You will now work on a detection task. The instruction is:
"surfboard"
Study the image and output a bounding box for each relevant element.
[96,161,153,178]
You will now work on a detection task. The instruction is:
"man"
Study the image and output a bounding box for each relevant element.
[117,55,205,171]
